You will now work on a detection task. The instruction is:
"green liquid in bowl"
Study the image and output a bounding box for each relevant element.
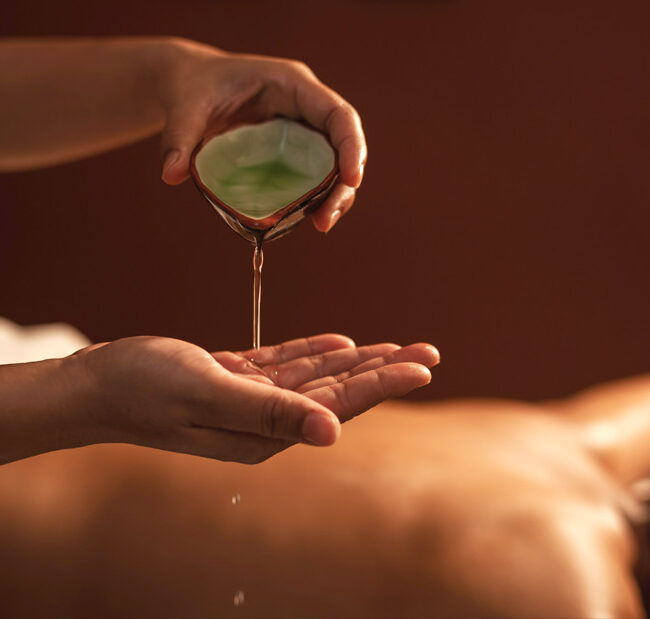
[194,119,335,221]
[218,159,313,219]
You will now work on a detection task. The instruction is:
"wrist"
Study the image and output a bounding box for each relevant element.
[61,345,130,448]
[114,37,177,113]
[0,354,103,464]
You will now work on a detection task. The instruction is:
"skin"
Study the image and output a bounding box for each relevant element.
[4,35,641,617]
[0,36,366,231]
[0,334,438,465]
[0,375,648,618]
[0,37,406,465]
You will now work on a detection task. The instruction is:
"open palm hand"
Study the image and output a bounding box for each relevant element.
[77,334,438,464]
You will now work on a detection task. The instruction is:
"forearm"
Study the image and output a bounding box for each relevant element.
[0,356,98,464]
[0,37,180,171]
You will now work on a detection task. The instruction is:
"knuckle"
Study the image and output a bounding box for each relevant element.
[269,57,317,83]
[260,398,279,437]
[306,354,323,378]
[274,342,289,363]
[304,336,317,356]
[259,391,292,439]
[287,59,313,76]
[325,102,356,132]
[343,189,356,210]
[338,102,358,121]
[332,383,351,413]
[374,369,390,400]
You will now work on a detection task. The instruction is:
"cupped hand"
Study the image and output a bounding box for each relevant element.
[75,334,438,464]
[157,38,367,232]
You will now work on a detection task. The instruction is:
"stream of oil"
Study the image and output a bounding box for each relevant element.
[230,238,265,610]
[252,238,264,350]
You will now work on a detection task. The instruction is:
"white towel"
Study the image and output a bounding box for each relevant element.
[0,317,90,364]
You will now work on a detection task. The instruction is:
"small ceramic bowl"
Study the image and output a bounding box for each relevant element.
[190,118,339,244]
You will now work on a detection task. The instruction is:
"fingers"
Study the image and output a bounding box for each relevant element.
[261,62,366,188]
[211,333,361,384]
[239,333,355,366]
[291,78,367,189]
[291,77,365,232]
[267,343,400,390]
[211,350,270,377]
[198,372,340,446]
[297,343,440,393]
[311,182,356,233]
[180,360,431,465]
[160,105,208,185]
[179,349,435,465]
[305,362,433,423]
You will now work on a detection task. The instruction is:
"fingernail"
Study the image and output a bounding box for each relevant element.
[358,162,365,183]
[425,345,441,365]
[162,150,180,177]
[302,413,340,446]
[327,209,341,232]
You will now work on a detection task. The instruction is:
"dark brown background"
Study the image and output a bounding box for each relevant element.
[1,0,648,400]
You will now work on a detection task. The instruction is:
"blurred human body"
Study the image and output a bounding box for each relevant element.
[1,374,648,617]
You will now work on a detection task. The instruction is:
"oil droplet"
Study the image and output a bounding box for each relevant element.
[231,493,241,505]
[234,590,245,607]
[246,358,267,377]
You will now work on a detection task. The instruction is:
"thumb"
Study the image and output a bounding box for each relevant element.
[160,105,208,185]
[210,374,341,446]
